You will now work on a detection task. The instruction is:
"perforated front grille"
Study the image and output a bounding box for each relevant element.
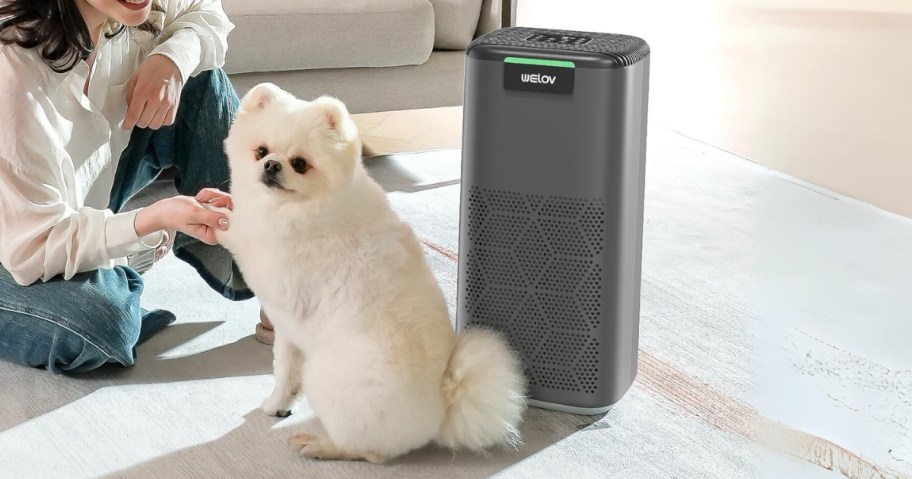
[465,186,607,394]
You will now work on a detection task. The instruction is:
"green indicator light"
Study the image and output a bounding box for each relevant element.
[504,57,575,68]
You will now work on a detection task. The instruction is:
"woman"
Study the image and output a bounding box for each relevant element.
[0,0,268,373]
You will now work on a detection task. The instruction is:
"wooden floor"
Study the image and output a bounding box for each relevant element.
[353,107,463,155]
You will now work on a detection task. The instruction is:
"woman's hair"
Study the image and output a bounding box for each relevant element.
[0,0,162,73]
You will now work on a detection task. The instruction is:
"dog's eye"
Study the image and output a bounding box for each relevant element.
[255,146,269,160]
[291,157,308,174]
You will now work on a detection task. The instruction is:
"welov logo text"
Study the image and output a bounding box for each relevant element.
[520,73,556,85]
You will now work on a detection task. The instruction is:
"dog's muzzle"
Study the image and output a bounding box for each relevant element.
[261,160,285,189]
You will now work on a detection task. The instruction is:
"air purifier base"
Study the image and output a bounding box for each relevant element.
[527,398,614,416]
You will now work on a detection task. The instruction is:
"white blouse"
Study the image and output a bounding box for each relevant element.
[0,0,233,285]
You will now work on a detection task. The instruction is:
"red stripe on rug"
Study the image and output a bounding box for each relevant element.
[419,237,459,263]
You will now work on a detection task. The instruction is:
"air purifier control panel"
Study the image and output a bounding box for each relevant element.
[526,33,592,46]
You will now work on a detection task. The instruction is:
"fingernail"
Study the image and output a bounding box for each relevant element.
[218,218,229,228]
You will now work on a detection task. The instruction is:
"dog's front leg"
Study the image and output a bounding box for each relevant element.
[261,334,304,417]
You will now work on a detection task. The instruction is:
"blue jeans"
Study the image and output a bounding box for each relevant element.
[0,69,252,373]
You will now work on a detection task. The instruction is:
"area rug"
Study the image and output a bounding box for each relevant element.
[1,130,909,479]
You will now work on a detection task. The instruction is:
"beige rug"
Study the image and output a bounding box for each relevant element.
[1,129,908,478]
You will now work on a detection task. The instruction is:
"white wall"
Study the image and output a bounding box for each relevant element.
[517,0,912,218]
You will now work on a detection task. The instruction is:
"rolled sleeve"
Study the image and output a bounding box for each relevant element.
[150,0,235,80]
[149,29,202,83]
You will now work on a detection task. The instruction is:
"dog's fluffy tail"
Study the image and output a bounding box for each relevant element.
[435,328,527,451]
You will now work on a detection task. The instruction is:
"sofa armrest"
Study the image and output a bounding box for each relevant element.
[475,0,514,37]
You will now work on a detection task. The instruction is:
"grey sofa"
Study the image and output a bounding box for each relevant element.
[222,0,515,114]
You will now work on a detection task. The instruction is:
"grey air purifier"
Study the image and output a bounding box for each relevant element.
[455,27,650,415]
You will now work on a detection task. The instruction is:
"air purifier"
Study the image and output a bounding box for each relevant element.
[456,27,650,415]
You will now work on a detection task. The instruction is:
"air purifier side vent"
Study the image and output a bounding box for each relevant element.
[465,186,607,394]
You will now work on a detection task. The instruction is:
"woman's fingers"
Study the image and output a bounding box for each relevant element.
[209,198,232,209]
[195,189,233,210]
[195,188,224,203]
[125,73,137,106]
[195,188,223,203]
[135,99,160,129]
[124,55,183,130]
[165,93,179,126]
[186,224,218,245]
[149,105,170,130]
[164,106,177,127]
[161,195,231,244]
[196,226,219,245]
[193,208,230,231]
[182,213,226,245]
[123,97,146,130]
[195,189,215,203]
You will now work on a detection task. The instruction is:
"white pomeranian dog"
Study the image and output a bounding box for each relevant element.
[214,83,526,463]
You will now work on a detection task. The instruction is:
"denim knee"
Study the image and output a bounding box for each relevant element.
[59,266,146,370]
[0,266,145,373]
[88,271,146,353]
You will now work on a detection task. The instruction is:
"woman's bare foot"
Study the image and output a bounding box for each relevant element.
[255,309,275,345]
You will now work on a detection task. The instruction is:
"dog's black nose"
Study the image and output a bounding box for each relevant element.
[264,160,282,174]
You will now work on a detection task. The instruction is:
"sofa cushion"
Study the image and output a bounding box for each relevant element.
[222,0,435,74]
[474,0,503,38]
[428,0,484,50]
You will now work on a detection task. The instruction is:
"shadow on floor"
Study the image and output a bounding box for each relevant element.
[0,321,272,433]
[79,321,273,385]
[364,149,461,194]
[105,407,603,479]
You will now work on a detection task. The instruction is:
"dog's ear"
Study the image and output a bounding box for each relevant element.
[312,96,358,143]
[240,83,283,113]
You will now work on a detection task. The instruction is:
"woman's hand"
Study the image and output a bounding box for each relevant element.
[195,188,233,210]
[123,54,184,130]
[134,196,229,245]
